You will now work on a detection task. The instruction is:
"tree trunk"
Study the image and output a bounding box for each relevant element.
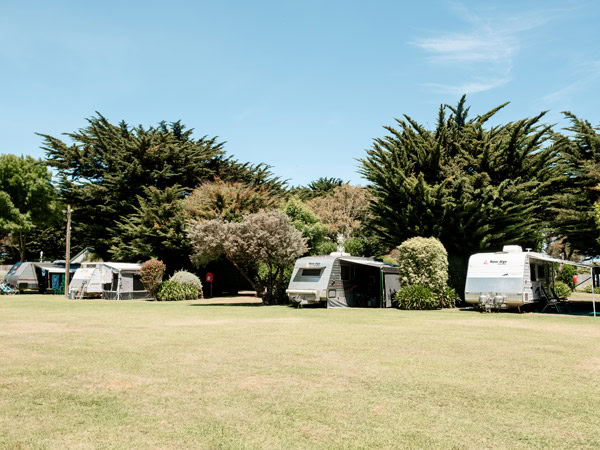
[566,246,574,261]
[226,257,262,297]
[18,231,25,262]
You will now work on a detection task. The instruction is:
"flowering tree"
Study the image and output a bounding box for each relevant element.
[182,180,280,222]
[140,259,166,299]
[188,210,307,303]
[307,184,373,240]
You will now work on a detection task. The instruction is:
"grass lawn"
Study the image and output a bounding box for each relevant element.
[1,295,599,449]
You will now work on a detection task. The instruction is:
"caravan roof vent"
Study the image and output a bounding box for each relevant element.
[502,245,523,253]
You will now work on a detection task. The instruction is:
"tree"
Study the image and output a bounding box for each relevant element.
[291,177,347,200]
[359,97,564,292]
[551,113,600,258]
[281,197,330,255]
[40,114,285,258]
[182,179,280,222]
[109,185,189,271]
[0,155,58,262]
[307,184,373,241]
[188,210,307,303]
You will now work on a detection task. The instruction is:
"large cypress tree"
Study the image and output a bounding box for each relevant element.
[550,113,600,258]
[359,97,565,291]
[40,114,284,259]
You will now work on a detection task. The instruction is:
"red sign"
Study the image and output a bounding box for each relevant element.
[573,275,578,284]
[206,272,214,283]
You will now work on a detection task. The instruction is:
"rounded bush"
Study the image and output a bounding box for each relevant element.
[390,237,448,293]
[156,280,199,301]
[170,270,203,298]
[553,281,572,299]
[393,285,437,310]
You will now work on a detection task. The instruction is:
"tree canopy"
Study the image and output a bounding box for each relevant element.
[40,114,285,258]
[359,97,565,289]
[0,154,58,262]
[550,113,600,257]
[109,185,189,270]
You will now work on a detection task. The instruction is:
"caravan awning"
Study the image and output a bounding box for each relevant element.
[339,258,399,272]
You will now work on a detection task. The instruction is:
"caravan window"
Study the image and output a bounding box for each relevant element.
[538,265,546,281]
[302,268,322,277]
[7,263,21,276]
[111,273,119,291]
[133,274,144,291]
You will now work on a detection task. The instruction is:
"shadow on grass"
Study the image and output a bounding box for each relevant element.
[459,301,600,317]
[190,302,265,307]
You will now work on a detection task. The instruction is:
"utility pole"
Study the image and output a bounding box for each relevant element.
[65,205,71,298]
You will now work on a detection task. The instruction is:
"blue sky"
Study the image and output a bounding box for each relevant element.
[1,0,599,186]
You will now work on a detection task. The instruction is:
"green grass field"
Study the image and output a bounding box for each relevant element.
[1,295,599,449]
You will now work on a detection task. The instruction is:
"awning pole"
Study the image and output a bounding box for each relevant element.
[592,267,596,318]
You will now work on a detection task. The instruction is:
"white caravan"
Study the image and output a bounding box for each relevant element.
[465,245,591,310]
[286,253,400,308]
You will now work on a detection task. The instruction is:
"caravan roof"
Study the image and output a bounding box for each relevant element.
[102,263,142,272]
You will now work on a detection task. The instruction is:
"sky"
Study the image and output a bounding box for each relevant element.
[1,0,599,186]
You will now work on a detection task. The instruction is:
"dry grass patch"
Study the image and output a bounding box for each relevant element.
[1,295,599,449]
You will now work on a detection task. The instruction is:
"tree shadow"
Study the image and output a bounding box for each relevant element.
[189,302,265,307]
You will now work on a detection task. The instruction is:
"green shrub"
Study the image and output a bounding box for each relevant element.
[553,281,572,299]
[558,265,576,290]
[315,240,337,255]
[439,286,459,309]
[141,259,166,299]
[582,284,597,294]
[393,285,437,310]
[170,270,203,298]
[343,237,366,256]
[390,237,448,293]
[156,280,198,301]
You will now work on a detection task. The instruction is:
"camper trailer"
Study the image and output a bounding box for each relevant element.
[68,263,105,299]
[5,262,39,291]
[286,254,400,308]
[68,262,148,300]
[4,248,94,293]
[465,245,588,310]
[5,261,77,293]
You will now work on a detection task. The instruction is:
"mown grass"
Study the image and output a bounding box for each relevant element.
[1,295,599,449]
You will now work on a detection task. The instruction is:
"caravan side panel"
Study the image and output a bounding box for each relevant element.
[465,253,526,306]
[327,259,349,308]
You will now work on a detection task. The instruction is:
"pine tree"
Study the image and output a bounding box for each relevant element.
[359,97,564,291]
[40,114,285,258]
[550,113,600,257]
[109,185,189,271]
